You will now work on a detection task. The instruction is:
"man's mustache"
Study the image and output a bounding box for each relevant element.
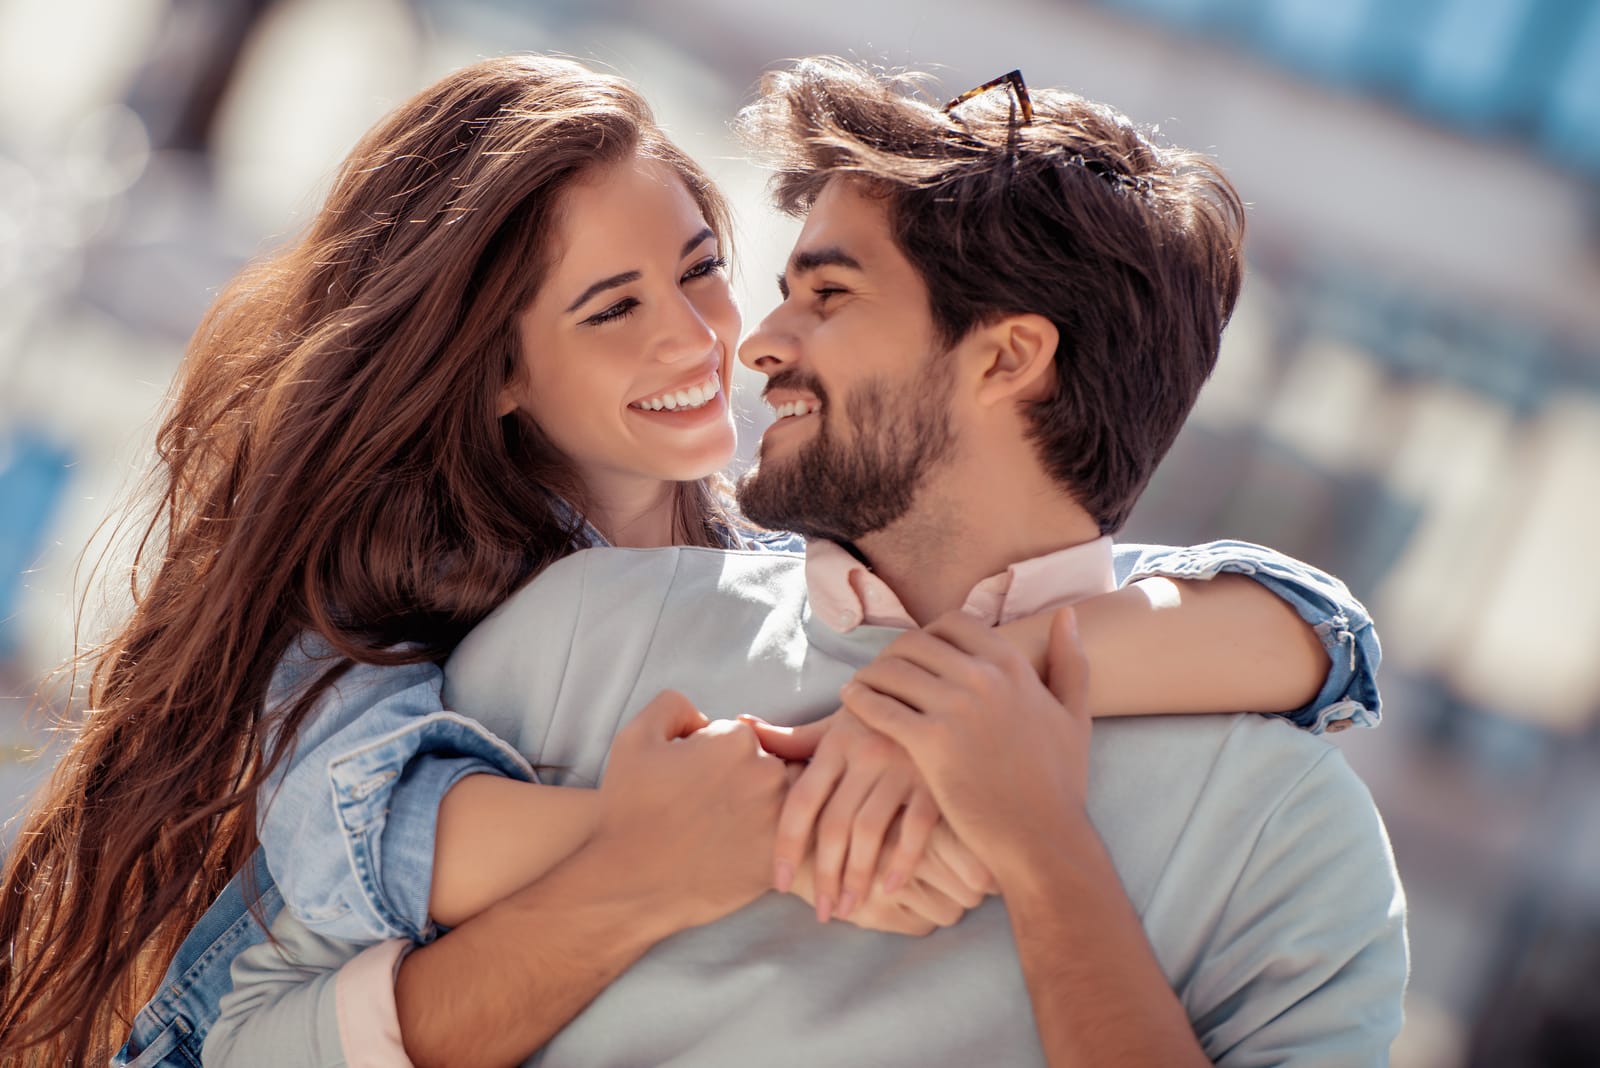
[760,370,830,409]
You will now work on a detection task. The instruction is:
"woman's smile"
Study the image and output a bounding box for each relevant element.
[628,369,723,413]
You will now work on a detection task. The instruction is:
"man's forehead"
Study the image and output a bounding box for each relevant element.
[788,180,894,271]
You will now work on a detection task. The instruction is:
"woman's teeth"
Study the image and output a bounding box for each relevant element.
[632,375,721,412]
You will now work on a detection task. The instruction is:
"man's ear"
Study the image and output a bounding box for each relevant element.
[971,313,1059,407]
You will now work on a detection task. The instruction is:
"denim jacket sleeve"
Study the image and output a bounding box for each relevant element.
[257,636,536,943]
[1110,540,1382,734]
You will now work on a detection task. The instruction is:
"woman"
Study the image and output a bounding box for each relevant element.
[0,55,1377,1067]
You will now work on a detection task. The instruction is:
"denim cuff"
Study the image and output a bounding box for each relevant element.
[321,713,536,941]
[1119,540,1383,734]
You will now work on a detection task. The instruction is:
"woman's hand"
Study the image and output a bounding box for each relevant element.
[749,709,965,921]
[749,709,996,926]
[780,812,992,935]
[597,691,789,931]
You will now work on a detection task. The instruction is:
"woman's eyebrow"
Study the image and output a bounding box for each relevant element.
[565,271,641,313]
[564,228,717,313]
[680,227,714,257]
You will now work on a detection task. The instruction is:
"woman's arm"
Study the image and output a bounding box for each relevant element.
[763,576,1326,923]
[1000,572,1327,717]
[255,652,538,944]
[428,775,598,927]
[435,754,985,932]
[1108,538,1382,730]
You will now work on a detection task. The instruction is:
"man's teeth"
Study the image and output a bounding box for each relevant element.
[772,400,819,419]
[632,375,721,412]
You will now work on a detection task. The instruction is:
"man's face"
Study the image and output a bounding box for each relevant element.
[735,179,957,542]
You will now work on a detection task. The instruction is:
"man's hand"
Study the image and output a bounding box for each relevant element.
[597,690,788,930]
[839,607,1092,884]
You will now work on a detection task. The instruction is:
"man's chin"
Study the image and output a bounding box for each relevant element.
[735,460,803,533]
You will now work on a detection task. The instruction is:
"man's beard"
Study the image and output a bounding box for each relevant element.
[736,361,957,544]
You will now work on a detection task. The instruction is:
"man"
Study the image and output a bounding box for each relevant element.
[195,59,1404,1067]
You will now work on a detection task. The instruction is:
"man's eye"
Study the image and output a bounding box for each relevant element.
[814,286,847,302]
[683,256,728,282]
[583,298,639,326]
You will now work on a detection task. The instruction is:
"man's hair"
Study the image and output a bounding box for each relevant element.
[739,57,1246,533]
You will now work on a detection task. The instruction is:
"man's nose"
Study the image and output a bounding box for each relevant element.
[738,310,794,374]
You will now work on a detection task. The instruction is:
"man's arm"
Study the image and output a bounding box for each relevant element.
[200,838,682,1068]
[394,832,693,1068]
[843,608,1210,1066]
[845,607,1406,1064]
[995,815,1210,1066]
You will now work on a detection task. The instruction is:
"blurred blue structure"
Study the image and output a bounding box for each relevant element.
[0,433,71,656]
[1097,0,1600,178]
[1544,1,1600,171]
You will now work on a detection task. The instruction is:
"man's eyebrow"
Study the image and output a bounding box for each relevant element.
[792,246,863,275]
[564,228,717,314]
[777,245,863,298]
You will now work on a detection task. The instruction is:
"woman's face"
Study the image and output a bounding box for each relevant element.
[506,153,740,503]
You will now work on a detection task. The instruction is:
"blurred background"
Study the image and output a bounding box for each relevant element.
[1,0,1597,1063]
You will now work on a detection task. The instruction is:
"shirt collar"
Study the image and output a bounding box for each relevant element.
[806,536,1117,632]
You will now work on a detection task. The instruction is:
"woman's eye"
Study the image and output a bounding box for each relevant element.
[683,256,728,282]
[583,298,639,326]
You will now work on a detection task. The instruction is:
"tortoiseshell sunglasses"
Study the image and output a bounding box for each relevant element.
[943,69,1033,125]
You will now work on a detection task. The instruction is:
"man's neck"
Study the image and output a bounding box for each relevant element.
[854,453,1102,626]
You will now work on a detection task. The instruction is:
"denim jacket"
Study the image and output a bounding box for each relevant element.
[114,538,1380,1067]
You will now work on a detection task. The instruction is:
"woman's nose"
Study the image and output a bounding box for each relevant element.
[657,291,719,364]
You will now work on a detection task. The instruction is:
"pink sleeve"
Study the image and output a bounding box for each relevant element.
[334,939,415,1067]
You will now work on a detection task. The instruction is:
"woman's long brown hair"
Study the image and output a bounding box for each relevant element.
[0,55,733,1065]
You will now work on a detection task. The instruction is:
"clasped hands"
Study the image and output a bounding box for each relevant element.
[750,607,1091,936]
[603,607,1088,937]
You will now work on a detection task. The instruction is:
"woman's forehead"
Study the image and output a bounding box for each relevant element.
[548,158,709,267]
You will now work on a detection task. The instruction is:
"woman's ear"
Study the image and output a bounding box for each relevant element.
[495,379,521,418]
[972,313,1060,407]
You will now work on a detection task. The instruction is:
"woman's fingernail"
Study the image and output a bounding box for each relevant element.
[817,894,834,923]
[774,860,794,893]
[837,890,857,918]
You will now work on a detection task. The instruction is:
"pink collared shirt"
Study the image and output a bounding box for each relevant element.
[336,535,1116,1065]
[805,535,1117,631]
[335,939,413,1066]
